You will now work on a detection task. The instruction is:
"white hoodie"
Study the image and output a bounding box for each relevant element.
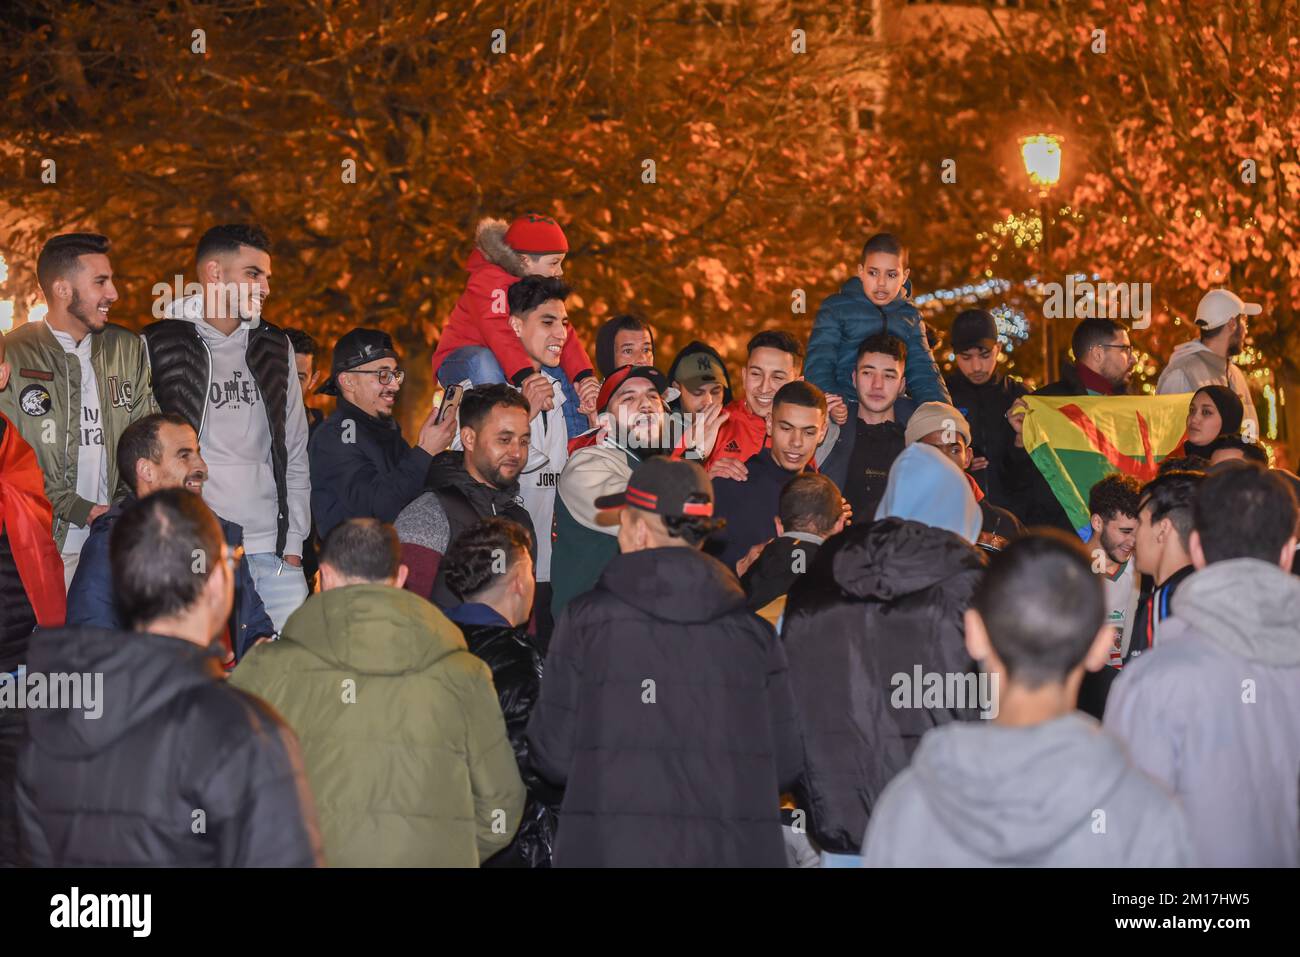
[1156,340,1260,434]
[158,294,311,556]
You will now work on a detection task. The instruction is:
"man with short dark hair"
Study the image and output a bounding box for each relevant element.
[17,489,322,866]
[528,457,803,867]
[231,517,524,866]
[1126,470,1204,665]
[1006,318,1138,530]
[1086,473,1142,666]
[707,330,805,469]
[67,413,274,664]
[862,531,1190,867]
[1106,462,1300,866]
[442,517,559,868]
[0,233,155,585]
[144,224,310,630]
[821,333,913,524]
[594,314,655,378]
[739,472,845,624]
[425,383,536,607]
[310,328,458,540]
[283,327,324,430]
[711,380,830,570]
[944,309,1027,514]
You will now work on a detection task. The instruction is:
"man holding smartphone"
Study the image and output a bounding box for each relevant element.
[308,328,458,540]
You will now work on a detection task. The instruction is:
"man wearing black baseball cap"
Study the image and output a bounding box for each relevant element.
[944,309,1026,515]
[308,328,458,539]
[527,456,803,867]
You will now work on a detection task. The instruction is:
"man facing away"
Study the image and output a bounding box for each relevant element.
[527,457,803,867]
[230,518,525,867]
[17,489,322,866]
[1106,462,1300,866]
[861,531,1190,867]
[1157,288,1260,435]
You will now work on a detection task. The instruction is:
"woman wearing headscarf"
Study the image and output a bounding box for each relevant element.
[1183,384,1244,459]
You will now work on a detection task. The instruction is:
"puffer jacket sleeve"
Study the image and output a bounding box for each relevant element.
[895,304,951,404]
[525,605,583,786]
[64,521,121,629]
[763,623,805,792]
[459,653,526,861]
[197,690,323,867]
[805,295,844,395]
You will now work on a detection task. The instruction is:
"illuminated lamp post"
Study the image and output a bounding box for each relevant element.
[1020,133,1063,381]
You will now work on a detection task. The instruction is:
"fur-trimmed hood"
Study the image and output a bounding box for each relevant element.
[474,217,526,277]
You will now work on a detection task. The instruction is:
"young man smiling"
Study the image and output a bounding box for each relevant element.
[710,381,830,571]
[0,233,155,586]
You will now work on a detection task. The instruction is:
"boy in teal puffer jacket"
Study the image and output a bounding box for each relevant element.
[806,233,950,406]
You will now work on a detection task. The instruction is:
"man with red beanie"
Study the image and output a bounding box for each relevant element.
[1,331,67,866]
[433,214,599,439]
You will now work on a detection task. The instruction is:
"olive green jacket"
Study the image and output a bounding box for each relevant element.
[229,584,526,867]
[0,321,156,549]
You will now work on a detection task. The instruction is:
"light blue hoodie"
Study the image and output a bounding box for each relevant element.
[875,442,982,544]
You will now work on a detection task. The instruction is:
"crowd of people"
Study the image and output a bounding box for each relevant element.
[0,217,1297,868]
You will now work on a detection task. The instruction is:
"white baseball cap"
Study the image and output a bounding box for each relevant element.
[1195,289,1262,330]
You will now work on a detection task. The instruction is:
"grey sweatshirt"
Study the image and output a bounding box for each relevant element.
[161,294,311,556]
[861,712,1191,867]
[1106,558,1300,866]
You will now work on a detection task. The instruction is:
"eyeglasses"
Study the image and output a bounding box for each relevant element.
[347,368,406,385]
[1098,344,1135,355]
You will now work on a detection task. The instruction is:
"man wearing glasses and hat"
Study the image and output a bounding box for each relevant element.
[309,328,458,541]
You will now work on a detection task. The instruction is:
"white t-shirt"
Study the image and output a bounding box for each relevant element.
[49,326,109,557]
[1103,559,1140,665]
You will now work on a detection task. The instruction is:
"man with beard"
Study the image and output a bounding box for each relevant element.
[144,225,311,632]
[1005,318,1138,531]
[1087,473,1143,667]
[1157,288,1260,436]
[66,413,274,666]
[309,329,458,540]
[425,384,537,610]
[0,233,155,586]
[549,365,727,618]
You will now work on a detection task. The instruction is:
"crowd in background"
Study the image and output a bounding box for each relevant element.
[0,215,1297,868]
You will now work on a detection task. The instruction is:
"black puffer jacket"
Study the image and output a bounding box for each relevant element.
[16,627,323,866]
[455,616,560,868]
[782,518,986,854]
[527,546,804,867]
[428,451,536,607]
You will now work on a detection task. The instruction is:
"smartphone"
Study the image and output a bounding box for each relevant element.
[434,384,463,425]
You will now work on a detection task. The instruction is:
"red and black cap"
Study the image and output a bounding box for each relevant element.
[597,364,670,413]
[595,457,714,518]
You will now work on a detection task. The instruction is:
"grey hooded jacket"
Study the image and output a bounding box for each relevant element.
[861,712,1190,867]
[1105,558,1300,866]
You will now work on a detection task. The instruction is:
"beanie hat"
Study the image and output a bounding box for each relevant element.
[1194,384,1244,438]
[505,214,569,255]
[904,401,972,446]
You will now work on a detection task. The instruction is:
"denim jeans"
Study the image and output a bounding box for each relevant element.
[438,345,591,439]
[246,552,309,634]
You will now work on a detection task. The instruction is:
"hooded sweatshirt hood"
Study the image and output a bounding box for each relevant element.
[904,713,1137,864]
[1167,339,1224,371]
[427,449,523,507]
[473,217,527,277]
[1172,558,1300,666]
[596,546,748,623]
[279,584,465,674]
[22,626,224,758]
[876,442,983,544]
[828,516,984,603]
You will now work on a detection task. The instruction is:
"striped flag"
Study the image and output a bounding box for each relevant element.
[1021,394,1191,539]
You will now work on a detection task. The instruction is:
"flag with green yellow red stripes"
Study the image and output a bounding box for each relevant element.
[1021,394,1191,540]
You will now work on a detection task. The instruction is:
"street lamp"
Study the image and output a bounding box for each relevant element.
[1020,133,1063,381]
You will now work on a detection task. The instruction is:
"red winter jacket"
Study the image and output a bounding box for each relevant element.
[432,245,594,388]
[0,413,65,629]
